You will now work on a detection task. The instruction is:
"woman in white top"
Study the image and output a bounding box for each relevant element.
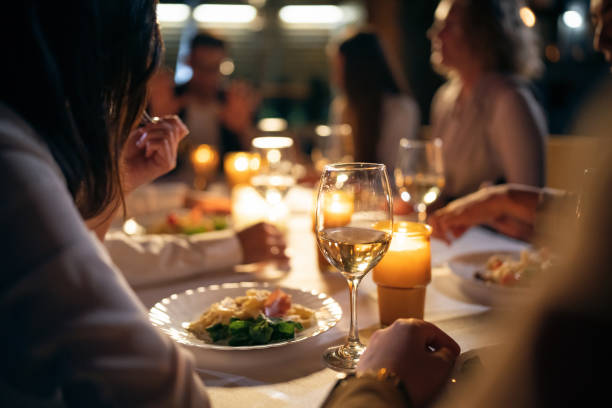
[428,0,547,200]
[329,30,420,176]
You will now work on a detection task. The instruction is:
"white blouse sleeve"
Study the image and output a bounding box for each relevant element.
[104,230,242,287]
[0,114,210,407]
[489,86,547,187]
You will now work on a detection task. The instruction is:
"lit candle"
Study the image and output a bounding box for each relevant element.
[223,152,260,188]
[313,191,354,272]
[373,221,432,324]
[191,144,219,190]
[322,192,353,228]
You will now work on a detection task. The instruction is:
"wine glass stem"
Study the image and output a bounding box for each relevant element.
[347,277,363,346]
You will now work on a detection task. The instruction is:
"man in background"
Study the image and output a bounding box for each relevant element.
[149,31,260,179]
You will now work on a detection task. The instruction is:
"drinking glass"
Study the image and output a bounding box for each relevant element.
[315,163,393,371]
[395,138,445,223]
[250,136,296,205]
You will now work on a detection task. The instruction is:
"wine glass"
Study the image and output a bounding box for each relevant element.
[250,136,296,205]
[395,138,445,223]
[315,163,393,371]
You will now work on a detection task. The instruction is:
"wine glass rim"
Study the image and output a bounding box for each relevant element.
[399,138,442,149]
[324,162,386,171]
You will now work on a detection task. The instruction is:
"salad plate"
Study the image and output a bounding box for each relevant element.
[149,282,342,351]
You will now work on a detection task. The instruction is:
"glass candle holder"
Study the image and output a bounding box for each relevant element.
[372,221,432,326]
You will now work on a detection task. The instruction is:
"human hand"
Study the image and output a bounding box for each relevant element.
[428,184,540,243]
[121,115,189,193]
[220,80,261,147]
[236,222,289,265]
[357,319,460,408]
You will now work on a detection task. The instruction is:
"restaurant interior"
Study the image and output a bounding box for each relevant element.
[3,0,611,407]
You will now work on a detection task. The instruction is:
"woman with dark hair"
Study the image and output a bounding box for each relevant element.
[428,0,547,201]
[329,30,420,174]
[0,1,210,405]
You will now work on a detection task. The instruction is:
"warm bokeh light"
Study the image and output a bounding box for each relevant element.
[520,7,536,27]
[279,5,343,25]
[256,118,288,133]
[219,59,235,76]
[156,4,190,23]
[192,144,217,165]
[193,4,257,24]
[545,44,561,62]
[315,125,332,137]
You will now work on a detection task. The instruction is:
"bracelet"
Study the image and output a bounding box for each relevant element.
[356,367,402,387]
[354,368,412,404]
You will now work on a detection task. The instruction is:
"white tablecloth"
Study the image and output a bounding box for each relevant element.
[134,187,530,408]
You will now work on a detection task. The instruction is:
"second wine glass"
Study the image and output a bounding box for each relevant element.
[315,163,393,371]
[395,138,445,223]
[250,136,296,205]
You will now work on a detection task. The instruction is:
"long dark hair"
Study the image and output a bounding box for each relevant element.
[338,31,406,163]
[3,1,162,219]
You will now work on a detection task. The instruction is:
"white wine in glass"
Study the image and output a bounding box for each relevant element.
[395,138,445,223]
[315,163,393,371]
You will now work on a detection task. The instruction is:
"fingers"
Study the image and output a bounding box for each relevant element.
[487,215,534,242]
[421,322,461,357]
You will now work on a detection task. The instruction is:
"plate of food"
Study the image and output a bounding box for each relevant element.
[119,207,232,238]
[149,282,342,350]
[447,248,553,305]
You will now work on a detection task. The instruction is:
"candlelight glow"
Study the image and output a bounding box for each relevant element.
[520,7,536,27]
[224,152,259,187]
[193,144,217,164]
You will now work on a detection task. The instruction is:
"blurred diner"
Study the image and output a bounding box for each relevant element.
[328,29,420,178]
[428,0,547,203]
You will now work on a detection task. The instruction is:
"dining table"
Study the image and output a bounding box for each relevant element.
[132,184,530,408]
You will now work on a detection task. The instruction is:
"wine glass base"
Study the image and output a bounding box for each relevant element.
[323,343,367,372]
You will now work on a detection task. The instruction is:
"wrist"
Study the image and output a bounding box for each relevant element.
[354,368,412,403]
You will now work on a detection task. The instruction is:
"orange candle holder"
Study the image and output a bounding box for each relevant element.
[372,221,432,325]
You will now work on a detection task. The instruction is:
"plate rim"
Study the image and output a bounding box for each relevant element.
[149,281,342,351]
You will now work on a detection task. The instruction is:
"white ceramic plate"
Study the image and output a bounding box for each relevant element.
[149,282,342,350]
[447,251,530,306]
